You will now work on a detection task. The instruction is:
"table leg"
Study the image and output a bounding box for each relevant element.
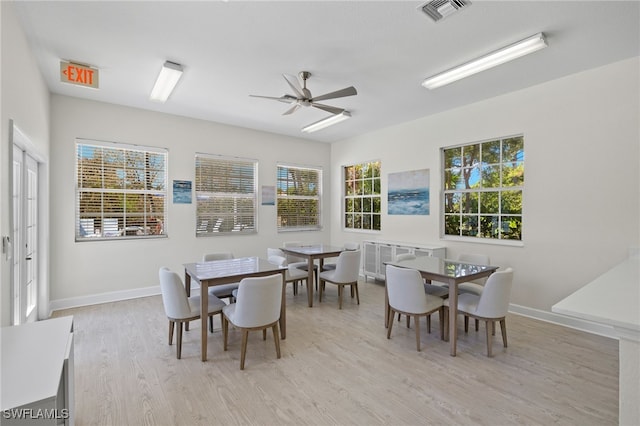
[307,257,314,307]
[184,273,191,331]
[280,270,287,339]
[448,280,458,356]
[201,282,208,362]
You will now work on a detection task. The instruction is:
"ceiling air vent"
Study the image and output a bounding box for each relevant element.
[419,0,471,22]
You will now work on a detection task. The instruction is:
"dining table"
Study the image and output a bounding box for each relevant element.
[184,256,287,362]
[280,244,345,307]
[384,256,498,356]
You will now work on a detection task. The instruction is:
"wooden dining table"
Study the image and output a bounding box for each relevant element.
[384,256,498,356]
[184,257,286,362]
[280,244,345,307]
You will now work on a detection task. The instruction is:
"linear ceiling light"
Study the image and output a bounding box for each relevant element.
[422,32,547,90]
[150,61,183,102]
[301,111,351,133]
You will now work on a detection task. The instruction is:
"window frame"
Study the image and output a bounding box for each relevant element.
[195,153,257,237]
[276,163,322,232]
[343,160,382,232]
[75,139,168,242]
[441,135,524,246]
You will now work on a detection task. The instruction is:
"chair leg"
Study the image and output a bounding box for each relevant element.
[209,315,214,333]
[415,315,421,352]
[337,284,343,309]
[427,314,431,334]
[492,321,496,336]
[387,309,395,339]
[263,329,267,340]
[176,322,183,359]
[354,283,360,305]
[443,307,449,342]
[406,315,410,328]
[318,279,324,302]
[485,320,493,357]
[475,318,479,332]
[464,315,469,333]
[223,316,229,351]
[240,329,249,370]
[168,320,175,345]
[500,319,508,348]
[272,324,281,359]
[439,309,444,340]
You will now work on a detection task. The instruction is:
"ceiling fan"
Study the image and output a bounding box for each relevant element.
[250,71,357,115]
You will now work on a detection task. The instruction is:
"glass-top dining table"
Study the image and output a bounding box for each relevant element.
[280,244,345,307]
[384,256,498,356]
[184,257,287,362]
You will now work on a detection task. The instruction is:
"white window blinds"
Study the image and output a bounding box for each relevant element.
[277,164,322,231]
[75,140,167,241]
[195,154,257,236]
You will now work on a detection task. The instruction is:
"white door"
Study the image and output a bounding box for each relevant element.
[12,144,39,324]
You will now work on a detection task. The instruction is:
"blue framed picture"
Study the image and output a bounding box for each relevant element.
[388,169,430,215]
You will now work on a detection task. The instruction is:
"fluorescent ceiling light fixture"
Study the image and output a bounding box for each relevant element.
[150,61,183,102]
[422,32,547,89]
[302,111,351,133]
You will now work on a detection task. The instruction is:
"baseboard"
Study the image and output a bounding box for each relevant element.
[509,303,618,340]
[49,285,161,315]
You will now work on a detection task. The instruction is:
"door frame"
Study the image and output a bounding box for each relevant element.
[9,121,49,324]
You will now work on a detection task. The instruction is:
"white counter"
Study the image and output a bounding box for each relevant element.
[553,255,639,426]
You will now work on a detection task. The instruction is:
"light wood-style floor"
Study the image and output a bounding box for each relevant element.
[52,279,618,426]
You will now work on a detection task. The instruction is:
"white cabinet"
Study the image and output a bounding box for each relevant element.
[363,240,446,281]
[1,316,74,426]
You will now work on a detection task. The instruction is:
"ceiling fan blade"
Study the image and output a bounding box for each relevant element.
[311,86,357,102]
[283,103,302,115]
[282,74,305,99]
[249,94,297,104]
[311,103,345,115]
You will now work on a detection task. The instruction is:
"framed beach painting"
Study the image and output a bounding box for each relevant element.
[388,169,430,215]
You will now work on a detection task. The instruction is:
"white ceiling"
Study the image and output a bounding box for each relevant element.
[13,0,640,143]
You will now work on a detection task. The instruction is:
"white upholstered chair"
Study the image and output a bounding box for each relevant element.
[444,267,513,357]
[322,242,360,271]
[456,253,491,296]
[222,274,283,370]
[385,265,444,351]
[318,250,361,309]
[159,267,226,359]
[202,252,239,301]
[267,248,309,295]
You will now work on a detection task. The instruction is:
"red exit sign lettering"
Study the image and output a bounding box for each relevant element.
[60,61,99,89]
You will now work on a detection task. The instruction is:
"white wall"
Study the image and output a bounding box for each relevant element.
[331,57,640,313]
[0,2,51,326]
[49,95,331,305]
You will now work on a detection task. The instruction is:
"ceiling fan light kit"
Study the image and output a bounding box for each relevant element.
[150,61,183,102]
[422,32,547,89]
[302,111,351,133]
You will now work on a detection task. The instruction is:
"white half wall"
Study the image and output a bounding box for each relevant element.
[49,95,331,302]
[331,57,640,313]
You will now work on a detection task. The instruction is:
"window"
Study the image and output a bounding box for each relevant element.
[195,154,257,236]
[442,135,524,241]
[344,161,381,231]
[75,140,167,241]
[277,164,322,231]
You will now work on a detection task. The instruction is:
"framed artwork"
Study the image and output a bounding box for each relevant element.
[388,169,430,215]
[173,180,192,204]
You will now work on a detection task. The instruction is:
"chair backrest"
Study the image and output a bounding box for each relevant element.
[283,241,305,264]
[159,267,193,319]
[267,248,285,261]
[343,242,360,251]
[202,252,234,262]
[386,265,434,314]
[267,252,287,267]
[233,274,283,328]
[395,253,416,262]
[458,253,490,285]
[475,268,513,318]
[332,250,361,283]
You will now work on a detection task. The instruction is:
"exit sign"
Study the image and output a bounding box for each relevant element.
[60,61,99,89]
